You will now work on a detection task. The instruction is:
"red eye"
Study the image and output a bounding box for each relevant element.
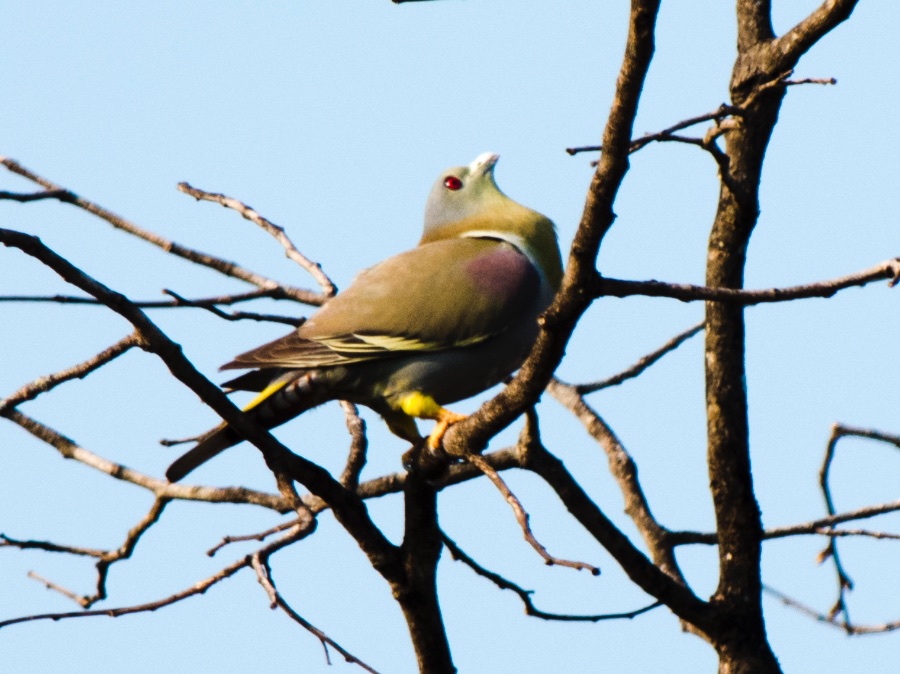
[444,176,463,191]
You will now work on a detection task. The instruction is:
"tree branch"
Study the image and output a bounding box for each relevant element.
[442,532,661,622]
[177,182,337,297]
[597,258,900,304]
[442,0,663,459]
[0,157,323,305]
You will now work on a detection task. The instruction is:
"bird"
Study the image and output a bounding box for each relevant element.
[165,152,563,482]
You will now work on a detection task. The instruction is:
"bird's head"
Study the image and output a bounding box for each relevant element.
[420,153,563,290]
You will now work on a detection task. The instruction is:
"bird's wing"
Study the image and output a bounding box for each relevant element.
[222,237,540,370]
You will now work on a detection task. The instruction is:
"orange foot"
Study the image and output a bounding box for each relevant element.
[427,409,468,450]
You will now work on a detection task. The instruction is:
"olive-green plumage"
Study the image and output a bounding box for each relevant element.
[166,153,562,482]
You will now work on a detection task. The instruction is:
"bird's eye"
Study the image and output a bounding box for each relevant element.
[443,176,463,191]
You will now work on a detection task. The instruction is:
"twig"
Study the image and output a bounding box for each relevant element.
[0,551,249,630]
[338,401,368,490]
[26,572,90,606]
[566,103,742,155]
[764,585,900,635]
[1,408,290,512]
[0,534,105,558]
[0,524,308,631]
[16,498,171,609]
[178,182,337,297]
[785,76,837,86]
[252,549,380,673]
[207,519,302,557]
[442,532,659,622]
[818,423,900,623]
[0,189,72,202]
[597,257,900,304]
[0,333,141,413]
[0,157,323,305]
[464,452,600,576]
[812,528,900,541]
[574,322,703,393]
[669,499,900,545]
[0,288,282,308]
[163,289,302,326]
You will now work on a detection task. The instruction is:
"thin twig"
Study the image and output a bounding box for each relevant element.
[566,103,742,155]
[818,423,900,623]
[0,288,282,308]
[574,322,703,393]
[598,257,900,304]
[764,585,900,635]
[163,289,302,326]
[252,548,380,673]
[1,408,290,511]
[0,189,72,202]
[178,182,337,297]
[464,453,600,576]
[207,519,302,557]
[0,157,323,305]
[0,333,141,413]
[442,532,659,622]
[669,499,900,545]
[0,524,308,631]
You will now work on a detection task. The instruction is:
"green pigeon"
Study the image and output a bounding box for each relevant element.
[166,153,563,482]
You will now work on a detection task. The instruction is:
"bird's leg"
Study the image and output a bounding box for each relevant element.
[427,409,468,450]
[397,392,468,450]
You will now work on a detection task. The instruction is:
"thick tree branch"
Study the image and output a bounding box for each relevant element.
[775,0,860,71]
[517,415,713,634]
[442,0,662,458]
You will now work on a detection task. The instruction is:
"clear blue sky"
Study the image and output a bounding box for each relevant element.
[2,2,898,672]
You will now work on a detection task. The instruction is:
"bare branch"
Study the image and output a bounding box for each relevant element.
[442,0,663,466]
[465,452,601,576]
[1,535,105,558]
[566,103,742,156]
[442,532,661,622]
[163,289,302,326]
[251,545,380,673]
[764,585,900,636]
[0,288,283,309]
[670,500,900,546]
[178,182,337,297]
[0,522,312,631]
[2,408,290,511]
[0,158,323,305]
[818,423,900,623]
[0,188,72,202]
[573,322,703,393]
[0,333,140,413]
[775,0,860,72]
[598,258,900,304]
[338,401,368,490]
[0,551,249,630]
[207,519,302,557]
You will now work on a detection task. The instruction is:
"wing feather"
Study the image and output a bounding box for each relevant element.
[222,237,539,371]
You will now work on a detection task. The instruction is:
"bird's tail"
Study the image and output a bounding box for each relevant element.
[165,371,326,482]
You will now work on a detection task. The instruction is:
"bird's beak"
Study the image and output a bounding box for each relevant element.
[469,152,499,175]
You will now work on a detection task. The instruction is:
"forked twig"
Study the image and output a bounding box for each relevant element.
[178,182,337,297]
[442,532,657,622]
[464,453,600,576]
